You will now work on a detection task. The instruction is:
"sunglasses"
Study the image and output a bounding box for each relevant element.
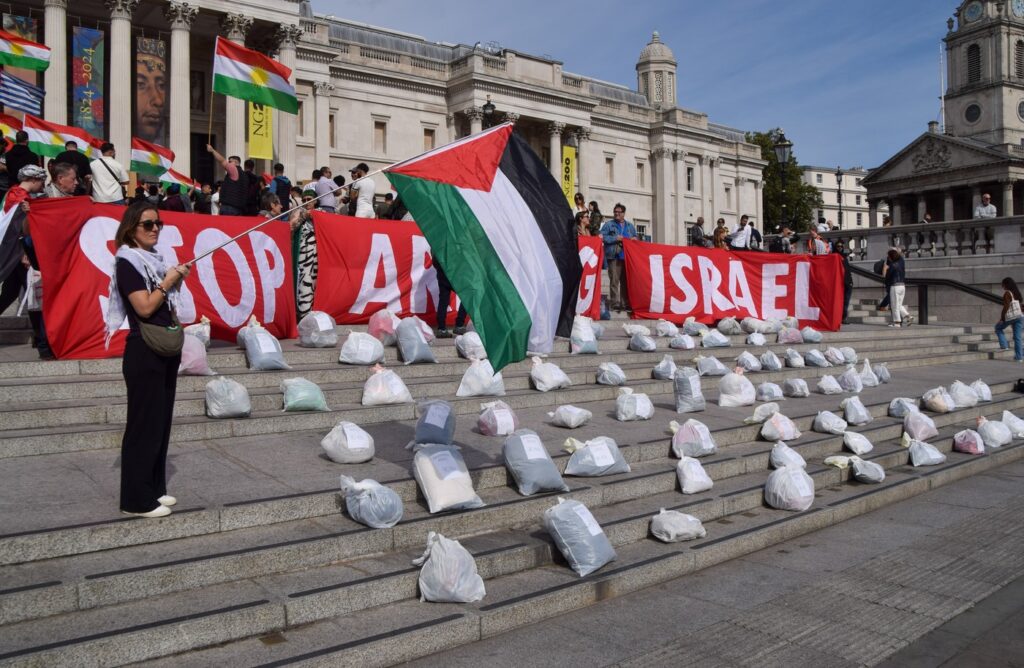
[138,220,164,231]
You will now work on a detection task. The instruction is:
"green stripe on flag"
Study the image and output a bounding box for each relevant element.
[130,160,167,178]
[0,52,47,71]
[212,74,298,114]
[387,171,532,371]
[26,140,63,159]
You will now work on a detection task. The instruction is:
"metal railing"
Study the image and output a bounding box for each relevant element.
[846,263,1002,324]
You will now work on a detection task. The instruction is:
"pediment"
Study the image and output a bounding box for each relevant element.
[863,133,1009,185]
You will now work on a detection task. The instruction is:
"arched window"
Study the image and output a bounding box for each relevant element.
[967,43,982,83]
[1016,40,1024,78]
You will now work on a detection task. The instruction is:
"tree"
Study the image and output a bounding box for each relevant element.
[745,128,823,233]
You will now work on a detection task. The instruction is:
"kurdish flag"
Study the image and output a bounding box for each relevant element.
[385,123,581,370]
[212,36,297,114]
[0,112,21,141]
[0,29,50,72]
[159,168,199,192]
[23,115,97,158]
[130,137,175,177]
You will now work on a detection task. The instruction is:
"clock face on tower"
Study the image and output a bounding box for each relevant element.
[1014,0,1024,17]
[964,1,984,22]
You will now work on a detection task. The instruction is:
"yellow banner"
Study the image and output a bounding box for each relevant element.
[248,102,273,159]
[561,145,576,206]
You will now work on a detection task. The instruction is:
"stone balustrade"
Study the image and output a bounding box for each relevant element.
[820,216,1024,262]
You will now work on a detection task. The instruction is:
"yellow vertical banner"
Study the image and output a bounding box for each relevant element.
[561,145,576,206]
[248,102,273,160]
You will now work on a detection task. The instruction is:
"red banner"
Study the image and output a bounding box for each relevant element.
[577,236,603,320]
[624,239,844,330]
[30,198,296,359]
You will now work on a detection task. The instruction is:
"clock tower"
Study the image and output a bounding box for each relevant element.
[944,0,1024,147]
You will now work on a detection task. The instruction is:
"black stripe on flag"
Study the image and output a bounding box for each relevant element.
[498,131,581,338]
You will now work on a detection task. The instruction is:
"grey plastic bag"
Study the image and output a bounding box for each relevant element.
[396,317,437,364]
[629,332,657,352]
[339,475,403,528]
[683,317,709,335]
[297,311,338,348]
[652,354,677,380]
[412,531,486,602]
[544,498,616,577]
[701,330,731,348]
[281,378,329,412]
[244,329,291,371]
[888,397,919,418]
[596,362,627,386]
[736,351,762,372]
[669,334,696,350]
[746,332,767,346]
[695,355,728,376]
[783,378,810,398]
[876,363,891,383]
[804,349,831,368]
[756,382,784,402]
[760,350,783,371]
[563,436,631,476]
[850,457,885,484]
[784,348,805,368]
[717,317,743,335]
[801,326,823,343]
[503,429,570,496]
[650,509,706,542]
[416,400,456,445]
[205,376,251,418]
[674,367,706,413]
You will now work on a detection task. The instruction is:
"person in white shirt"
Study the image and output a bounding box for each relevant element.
[815,217,831,233]
[729,215,752,250]
[89,143,129,204]
[974,193,998,219]
[313,166,338,212]
[349,162,376,218]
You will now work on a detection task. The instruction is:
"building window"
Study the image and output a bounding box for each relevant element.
[640,73,649,99]
[423,127,436,151]
[374,120,387,154]
[815,173,822,184]
[605,156,615,183]
[686,166,694,191]
[1016,40,1024,78]
[636,162,645,188]
[635,222,648,239]
[724,186,732,209]
[967,43,982,83]
[856,212,863,225]
[328,113,336,148]
[855,194,862,205]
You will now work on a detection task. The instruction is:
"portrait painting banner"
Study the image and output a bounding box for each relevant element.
[135,37,167,145]
[72,27,105,137]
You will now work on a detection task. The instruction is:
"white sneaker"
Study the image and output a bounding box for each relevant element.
[158,495,177,507]
[121,505,172,519]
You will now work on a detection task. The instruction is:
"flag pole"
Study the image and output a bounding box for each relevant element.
[182,122,513,267]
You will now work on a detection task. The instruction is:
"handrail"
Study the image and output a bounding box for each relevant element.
[847,262,1002,324]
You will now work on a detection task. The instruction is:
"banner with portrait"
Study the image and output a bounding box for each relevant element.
[72,27,105,137]
[135,37,167,145]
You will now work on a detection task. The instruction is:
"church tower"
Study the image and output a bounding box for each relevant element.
[944,0,1024,147]
[636,32,677,108]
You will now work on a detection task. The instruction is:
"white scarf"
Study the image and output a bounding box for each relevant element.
[104,245,181,348]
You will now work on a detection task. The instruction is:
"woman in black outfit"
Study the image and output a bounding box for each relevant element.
[110,201,190,518]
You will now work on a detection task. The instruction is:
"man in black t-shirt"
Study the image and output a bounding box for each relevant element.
[54,141,92,195]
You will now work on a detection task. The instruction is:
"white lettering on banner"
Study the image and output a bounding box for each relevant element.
[409,234,438,314]
[648,254,665,312]
[194,230,257,328]
[795,262,820,320]
[154,225,197,323]
[248,230,286,324]
[79,216,127,330]
[761,263,790,320]
[668,254,698,314]
[351,233,402,314]
[577,245,598,314]
[727,261,757,317]
[697,255,735,314]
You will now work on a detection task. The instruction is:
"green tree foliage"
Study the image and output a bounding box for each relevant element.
[745,128,823,233]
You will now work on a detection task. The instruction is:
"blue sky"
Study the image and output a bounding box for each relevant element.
[316,0,951,169]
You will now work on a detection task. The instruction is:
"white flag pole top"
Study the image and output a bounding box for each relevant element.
[183,122,514,267]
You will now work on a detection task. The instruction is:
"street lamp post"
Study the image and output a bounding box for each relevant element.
[773,130,793,231]
[835,166,844,230]
[482,95,495,129]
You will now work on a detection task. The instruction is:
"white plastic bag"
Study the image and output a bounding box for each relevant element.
[413,531,486,602]
[953,429,985,455]
[361,365,414,406]
[889,397,919,418]
[670,419,718,458]
[178,333,215,376]
[770,441,806,469]
[971,380,992,402]
[530,356,572,391]
[735,351,762,372]
[677,457,713,494]
[948,381,979,409]
[840,347,858,364]
[183,316,211,348]
[674,367,706,413]
[824,455,851,469]
[902,434,946,467]
[761,412,801,441]
[396,317,437,365]
[904,411,938,441]
[338,475,402,528]
[321,421,375,463]
[415,400,456,446]
[339,331,385,365]
[412,445,485,513]
[629,332,658,352]
[478,400,519,436]
[570,316,599,354]
[876,363,891,383]
[764,466,815,511]
[652,354,677,380]
[235,315,263,348]
[695,355,728,376]
[801,326,823,343]
[760,351,783,371]
[718,370,755,407]
[650,509,706,543]
[297,311,338,348]
[741,317,768,334]
[368,309,401,346]
[977,416,1012,448]
[683,317,709,336]
[804,349,831,368]
[817,375,843,395]
[244,329,291,371]
[859,358,879,388]
[548,405,592,429]
[717,317,744,335]
[591,322,605,340]
[701,330,731,348]
[544,498,616,577]
[456,359,505,397]
[843,431,874,456]
[784,348,805,368]
[205,376,251,418]
[838,366,863,393]
[503,429,569,496]
[655,319,679,337]
[813,410,847,435]
[922,387,955,414]
[1003,410,1024,437]
[783,378,810,398]
[616,387,655,421]
[824,347,846,366]
[744,402,780,424]
[455,331,487,360]
[670,334,696,350]
[746,332,767,347]
[622,323,651,337]
[850,457,885,484]
[777,327,803,344]
[281,377,329,412]
[756,382,784,402]
[840,396,872,426]
[596,362,627,386]
[563,436,631,476]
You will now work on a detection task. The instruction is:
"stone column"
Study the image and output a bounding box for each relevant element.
[868,199,879,227]
[575,127,590,197]
[672,150,684,235]
[1002,180,1015,216]
[547,122,565,179]
[943,190,955,221]
[220,14,253,161]
[971,186,982,211]
[312,81,333,168]
[707,156,717,221]
[275,25,303,180]
[698,154,709,220]
[165,2,198,173]
[43,0,68,123]
[890,197,902,225]
[650,147,673,244]
[105,0,139,162]
[916,194,927,223]
[464,107,483,135]
[754,180,765,231]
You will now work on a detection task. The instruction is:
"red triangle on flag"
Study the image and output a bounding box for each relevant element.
[386,123,512,192]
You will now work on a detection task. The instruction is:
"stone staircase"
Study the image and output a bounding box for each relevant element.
[0,313,1021,667]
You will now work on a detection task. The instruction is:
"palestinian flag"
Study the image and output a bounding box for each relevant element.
[212,36,298,114]
[0,112,21,141]
[159,168,199,192]
[385,123,581,370]
[23,114,97,158]
[0,29,50,72]
[130,137,175,177]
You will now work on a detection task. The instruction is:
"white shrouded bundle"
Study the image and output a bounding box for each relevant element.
[761,412,801,441]
[760,350,783,371]
[718,370,756,407]
[339,331,385,365]
[824,347,846,366]
[843,431,874,455]
[717,317,743,335]
[629,332,658,352]
[977,417,1012,448]
[321,421,375,463]
[622,323,651,337]
[478,400,519,436]
[338,476,403,528]
[970,380,992,402]
[1003,410,1024,438]
[361,366,413,405]
[948,381,979,408]
[456,359,505,397]
[695,355,729,377]
[412,531,486,602]
[744,402,780,425]
[922,387,956,413]
[570,316,599,354]
[615,387,655,421]
[683,317,709,336]
[755,382,784,402]
[850,457,885,484]
[813,410,848,435]
[764,466,815,511]
[783,378,810,398]
[901,433,946,467]
[769,441,806,469]
[840,396,872,426]
[746,332,767,347]
[367,309,401,345]
[669,334,696,350]
[777,327,803,344]
[903,411,938,441]
[652,354,677,380]
[670,419,718,458]
[548,404,593,429]
[838,366,863,393]
[563,437,631,476]
[650,509,706,542]
[817,375,843,395]
[530,356,572,392]
[700,329,731,348]
[784,349,805,368]
[953,429,985,455]
[674,367,706,413]
[676,457,713,494]
[655,319,679,337]
[544,498,616,577]
[596,362,627,386]
[889,397,919,418]
[804,349,831,368]
[800,326,823,343]
[297,311,338,348]
[840,347,858,364]
[859,358,879,387]
[455,331,487,360]
[412,445,485,513]
[735,351,762,372]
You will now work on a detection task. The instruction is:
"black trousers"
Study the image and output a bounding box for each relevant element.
[120,337,180,513]
[843,284,853,320]
[0,263,26,314]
